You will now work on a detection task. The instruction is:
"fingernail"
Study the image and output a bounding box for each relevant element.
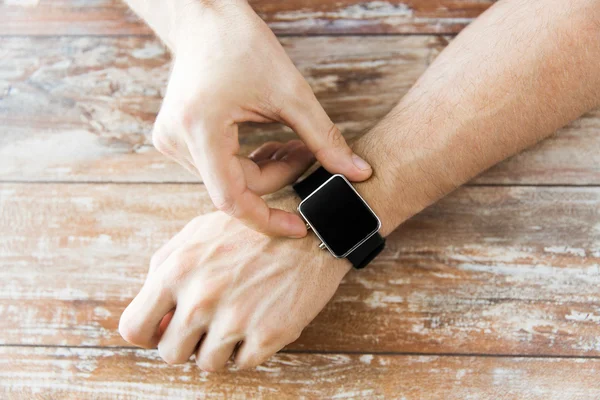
[352,153,371,171]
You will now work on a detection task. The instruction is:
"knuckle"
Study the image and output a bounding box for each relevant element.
[234,354,254,370]
[259,88,283,119]
[155,275,174,300]
[314,124,349,163]
[151,128,174,155]
[152,102,198,150]
[285,79,315,117]
[190,215,206,225]
[215,310,246,337]
[235,328,296,369]
[171,246,194,266]
[209,243,234,258]
[149,251,165,272]
[324,123,345,149]
[161,247,197,287]
[174,100,203,139]
[196,356,220,372]
[157,342,187,365]
[163,99,195,130]
[195,346,233,373]
[156,270,177,294]
[181,298,215,329]
[213,196,237,216]
[288,330,302,345]
[212,192,251,221]
[255,328,287,349]
[235,360,254,370]
[118,313,144,346]
[235,347,264,370]
[291,77,314,99]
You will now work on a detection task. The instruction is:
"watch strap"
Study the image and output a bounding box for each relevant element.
[293,167,385,269]
[293,166,334,199]
[347,232,386,269]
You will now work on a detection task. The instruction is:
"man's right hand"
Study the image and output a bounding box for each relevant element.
[150,0,372,237]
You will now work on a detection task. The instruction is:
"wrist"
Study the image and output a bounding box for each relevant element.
[349,89,483,237]
[267,188,353,275]
[349,118,440,237]
[267,190,301,220]
[171,0,253,53]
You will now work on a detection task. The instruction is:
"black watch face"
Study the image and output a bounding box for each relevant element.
[298,175,380,258]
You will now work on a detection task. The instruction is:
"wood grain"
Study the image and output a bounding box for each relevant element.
[4,0,599,396]
[2,183,599,356]
[1,347,598,400]
[2,36,598,184]
[1,0,495,36]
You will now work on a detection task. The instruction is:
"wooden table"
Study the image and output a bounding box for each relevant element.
[1,1,599,398]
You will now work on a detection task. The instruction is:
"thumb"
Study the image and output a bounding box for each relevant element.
[281,85,372,182]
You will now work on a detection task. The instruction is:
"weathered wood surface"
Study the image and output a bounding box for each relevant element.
[2,36,598,184]
[1,0,495,36]
[4,0,599,398]
[1,347,598,400]
[2,183,599,356]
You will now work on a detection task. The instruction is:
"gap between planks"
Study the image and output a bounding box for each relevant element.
[4,344,600,361]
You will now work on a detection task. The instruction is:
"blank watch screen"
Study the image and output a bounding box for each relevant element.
[299,175,379,257]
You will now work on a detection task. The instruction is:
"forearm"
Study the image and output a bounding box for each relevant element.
[354,0,600,236]
[124,0,181,50]
[124,0,247,52]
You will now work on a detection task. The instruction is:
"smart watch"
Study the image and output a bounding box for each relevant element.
[293,167,385,269]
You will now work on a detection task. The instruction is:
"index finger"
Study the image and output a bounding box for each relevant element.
[189,122,307,238]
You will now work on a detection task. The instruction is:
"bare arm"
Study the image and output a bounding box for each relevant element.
[122,0,183,51]
[119,0,600,371]
[356,0,600,236]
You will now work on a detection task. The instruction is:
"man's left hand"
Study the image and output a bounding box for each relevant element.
[118,197,351,371]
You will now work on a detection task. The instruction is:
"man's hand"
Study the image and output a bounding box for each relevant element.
[144,0,372,237]
[118,196,351,371]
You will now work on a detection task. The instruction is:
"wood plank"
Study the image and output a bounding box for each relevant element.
[2,183,600,356]
[1,0,495,36]
[0,35,432,182]
[2,36,598,184]
[1,347,598,399]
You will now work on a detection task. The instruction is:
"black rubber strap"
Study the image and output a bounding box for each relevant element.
[293,167,334,199]
[347,233,386,269]
[293,167,385,269]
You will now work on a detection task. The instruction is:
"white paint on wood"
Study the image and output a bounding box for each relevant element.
[544,246,587,258]
[565,310,600,323]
